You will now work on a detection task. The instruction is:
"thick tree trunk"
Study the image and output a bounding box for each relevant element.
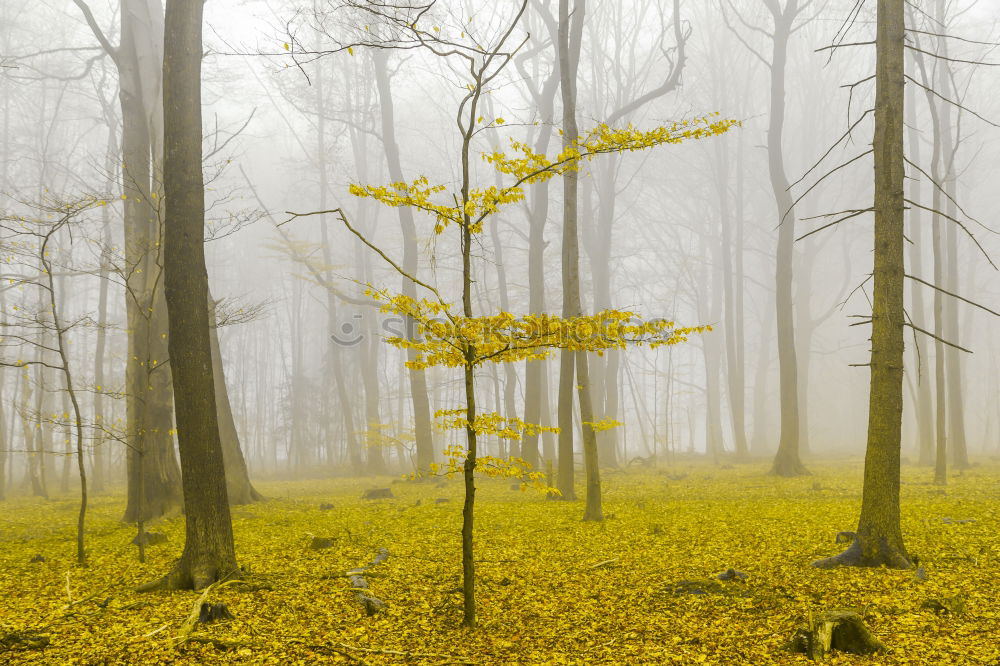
[814,0,911,570]
[113,0,183,524]
[146,0,237,590]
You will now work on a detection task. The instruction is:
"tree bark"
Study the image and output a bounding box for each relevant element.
[935,4,968,470]
[146,0,237,590]
[766,1,806,477]
[209,296,262,504]
[903,58,934,466]
[558,0,599,516]
[814,0,911,570]
[372,50,435,472]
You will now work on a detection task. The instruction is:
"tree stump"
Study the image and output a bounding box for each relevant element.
[309,536,335,550]
[362,488,394,500]
[790,610,886,660]
[198,602,234,624]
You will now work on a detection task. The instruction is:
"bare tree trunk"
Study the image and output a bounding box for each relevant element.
[92,181,112,493]
[703,235,725,459]
[936,11,968,470]
[209,296,262,503]
[372,50,435,472]
[558,0,601,520]
[751,289,776,454]
[518,9,561,470]
[766,2,806,477]
[904,60,934,466]
[716,134,749,458]
[815,0,911,570]
[0,363,6,501]
[145,0,237,590]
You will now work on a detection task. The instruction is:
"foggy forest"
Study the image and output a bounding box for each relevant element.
[1,0,999,663]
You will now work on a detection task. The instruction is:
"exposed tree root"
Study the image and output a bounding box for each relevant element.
[812,539,913,570]
[137,556,240,593]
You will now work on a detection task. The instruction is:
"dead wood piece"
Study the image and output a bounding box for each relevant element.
[362,488,394,500]
[920,594,967,615]
[628,455,653,467]
[198,602,234,624]
[789,609,886,660]
[717,568,748,581]
[319,503,335,510]
[0,630,50,652]
[435,498,450,504]
[310,536,335,550]
[589,558,620,570]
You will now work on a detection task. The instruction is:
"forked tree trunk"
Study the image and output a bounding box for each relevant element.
[814,0,911,570]
[558,0,600,518]
[144,0,237,590]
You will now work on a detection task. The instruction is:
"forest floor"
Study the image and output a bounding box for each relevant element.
[1,459,998,664]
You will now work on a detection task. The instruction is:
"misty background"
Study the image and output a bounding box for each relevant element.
[2,0,999,488]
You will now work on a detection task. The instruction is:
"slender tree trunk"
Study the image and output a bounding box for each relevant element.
[518,8,560,471]
[936,13,968,469]
[751,289,776,454]
[0,365,6,501]
[92,183,112,493]
[209,296,262,503]
[145,0,237,590]
[558,0,600,519]
[904,60,934,466]
[703,236,725,459]
[815,0,911,570]
[372,51,435,472]
[716,136,749,459]
[767,3,806,476]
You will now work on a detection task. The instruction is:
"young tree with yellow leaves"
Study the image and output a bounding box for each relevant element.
[287,0,736,628]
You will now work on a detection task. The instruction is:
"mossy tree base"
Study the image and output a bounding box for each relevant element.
[811,539,912,570]
[790,609,886,660]
[137,554,239,592]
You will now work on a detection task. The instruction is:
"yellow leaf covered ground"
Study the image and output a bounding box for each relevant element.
[1,461,998,664]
